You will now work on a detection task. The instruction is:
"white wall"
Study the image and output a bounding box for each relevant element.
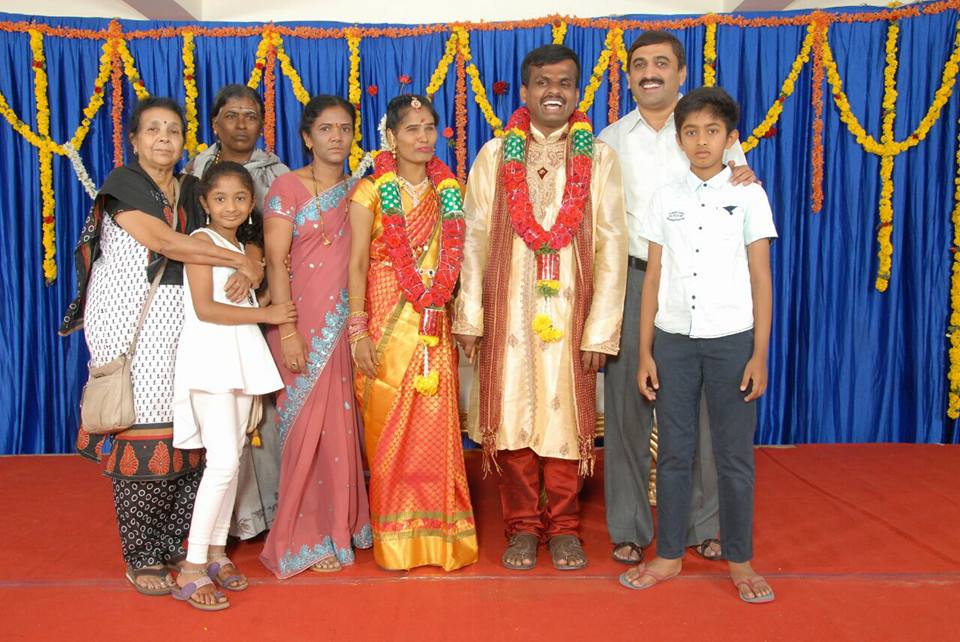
[0,0,906,23]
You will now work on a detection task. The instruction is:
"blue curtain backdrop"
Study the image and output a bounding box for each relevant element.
[1,3,958,454]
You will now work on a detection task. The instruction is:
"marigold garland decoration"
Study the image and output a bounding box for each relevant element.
[875,19,900,292]
[247,32,272,89]
[110,21,124,167]
[455,47,468,183]
[947,113,960,419]
[501,107,593,342]
[425,31,458,99]
[30,30,56,283]
[117,39,149,100]
[607,47,621,125]
[346,30,363,171]
[275,35,312,105]
[703,18,718,87]
[263,44,277,152]
[182,32,201,158]
[372,151,466,394]
[552,20,567,45]
[578,28,619,113]
[821,17,960,157]
[810,19,826,213]
[456,27,504,137]
[742,23,815,152]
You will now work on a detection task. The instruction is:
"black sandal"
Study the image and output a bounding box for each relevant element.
[612,542,644,565]
[501,533,539,570]
[692,537,723,561]
[549,534,588,571]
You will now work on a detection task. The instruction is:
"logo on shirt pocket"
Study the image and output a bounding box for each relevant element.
[722,205,738,216]
[667,211,685,222]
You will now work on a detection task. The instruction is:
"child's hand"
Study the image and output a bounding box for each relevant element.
[637,354,659,401]
[740,355,768,402]
[265,302,298,326]
[281,331,308,373]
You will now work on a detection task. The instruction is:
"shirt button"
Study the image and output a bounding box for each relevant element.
[699,226,703,230]
[693,272,698,276]
[692,295,696,299]
[692,305,696,309]
[695,249,700,253]
[701,203,705,207]
[703,183,708,187]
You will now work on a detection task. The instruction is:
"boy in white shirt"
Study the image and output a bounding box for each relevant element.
[622,87,777,603]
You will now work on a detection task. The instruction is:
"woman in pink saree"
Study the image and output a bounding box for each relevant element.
[260,96,372,577]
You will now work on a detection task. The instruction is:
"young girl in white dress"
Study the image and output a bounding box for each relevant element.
[171,161,295,611]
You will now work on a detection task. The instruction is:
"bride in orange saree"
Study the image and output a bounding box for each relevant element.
[347,95,477,571]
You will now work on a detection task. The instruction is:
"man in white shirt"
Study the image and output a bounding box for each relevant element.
[597,31,755,565]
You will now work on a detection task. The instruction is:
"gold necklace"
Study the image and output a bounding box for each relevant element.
[396,173,430,208]
[310,165,346,246]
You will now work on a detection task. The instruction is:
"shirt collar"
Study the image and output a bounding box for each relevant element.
[530,122,570,144]
[627,92,683,134]
[685,165,732,191]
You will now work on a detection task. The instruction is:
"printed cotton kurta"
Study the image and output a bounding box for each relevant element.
[454,125,627,460]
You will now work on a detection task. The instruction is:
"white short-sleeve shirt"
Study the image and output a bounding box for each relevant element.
[598,105,747,261]
[639,166,778,339]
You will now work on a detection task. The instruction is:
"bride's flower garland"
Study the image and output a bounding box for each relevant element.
[501,106,593,342]
[372,150,466,395]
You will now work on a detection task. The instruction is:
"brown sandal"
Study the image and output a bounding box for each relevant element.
[612,542,644,565]
[549,534,588,571]
[501,533,539,570]
[692,538,723,561]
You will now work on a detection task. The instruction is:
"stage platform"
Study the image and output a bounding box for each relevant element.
[3,445,959,641]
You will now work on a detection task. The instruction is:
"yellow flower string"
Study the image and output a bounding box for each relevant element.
[456,27,504,137]
[742,23,815,152]
[274,34,311,105]
[875,20,900,292]
[71,42,113,150]
[821,18,960,156]
[116,39,149,100]
[247,31,273,89]
[425,31,458,99]
[182,32,202,158]
[947,113,960,419]
[578,28,619,113]
[346,30,363,171]
[30,30,56,283]
[703,18,717,87]
[552,20,567,45]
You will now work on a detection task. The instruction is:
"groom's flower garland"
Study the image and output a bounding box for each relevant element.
[373,150,466,395]
[501,107,593,342]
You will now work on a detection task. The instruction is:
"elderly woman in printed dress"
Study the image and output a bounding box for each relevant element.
[60,96,263,595]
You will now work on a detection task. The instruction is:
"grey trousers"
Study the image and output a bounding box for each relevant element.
[603,265,719,548]
[653,328,757,563]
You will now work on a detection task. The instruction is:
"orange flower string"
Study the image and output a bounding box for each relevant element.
[607,47,620,125]
[455,48,468,184]
[263,45,277,153]
[810,20,826,213]
[110,23,124,167]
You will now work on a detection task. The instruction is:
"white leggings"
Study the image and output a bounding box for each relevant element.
[185,390,252,565]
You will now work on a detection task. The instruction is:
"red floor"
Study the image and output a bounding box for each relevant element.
[3,445,960,641]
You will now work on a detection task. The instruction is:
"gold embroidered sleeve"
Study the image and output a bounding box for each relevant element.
[453,139,500,337]
[581,141,628,355]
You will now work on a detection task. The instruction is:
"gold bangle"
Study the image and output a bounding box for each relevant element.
[280,331,297,341]
[348,310,368,318]
[349,332,368,344]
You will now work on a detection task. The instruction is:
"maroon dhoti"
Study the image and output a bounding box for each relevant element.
[497,447,583,541]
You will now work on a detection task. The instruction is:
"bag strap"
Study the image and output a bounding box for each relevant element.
[126,176,184,357]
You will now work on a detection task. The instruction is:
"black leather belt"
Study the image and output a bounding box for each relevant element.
[628,256,648,271]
